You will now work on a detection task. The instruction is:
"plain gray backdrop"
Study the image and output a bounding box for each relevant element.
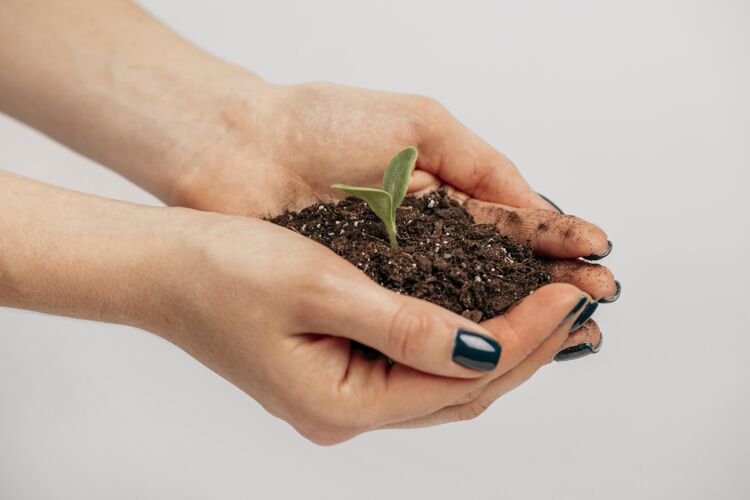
[1,1,748,498]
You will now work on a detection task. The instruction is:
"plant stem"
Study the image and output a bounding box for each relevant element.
[387,228,399,249]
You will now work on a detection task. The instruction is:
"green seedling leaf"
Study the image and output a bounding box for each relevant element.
[382,146,418,220]
[330,184,397,247]
[332,147,418,249]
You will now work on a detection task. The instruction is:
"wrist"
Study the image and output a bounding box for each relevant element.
[108,64,273,204]
[0,0,273,205]
[0,171,194,331]
[163,72,276,207]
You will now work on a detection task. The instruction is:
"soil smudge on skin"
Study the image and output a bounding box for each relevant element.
[271,190,551,322]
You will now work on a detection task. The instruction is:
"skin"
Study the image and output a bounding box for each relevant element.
[0,0,615,443]
[0,171,599,444]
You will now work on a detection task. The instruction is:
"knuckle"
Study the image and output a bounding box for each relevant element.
[496,316,527,360]
[456,398,492,422]
[302,259,351,294]
[408,95,448,137]
[453,384,487,405]
[293,260,361,324]
[414,95,446,115]
[387,302,432,362]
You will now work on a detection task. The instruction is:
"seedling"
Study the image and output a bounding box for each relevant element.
[332,147,418,249]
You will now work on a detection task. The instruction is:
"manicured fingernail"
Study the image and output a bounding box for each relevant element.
[585,240,613,261]
[561,296,588,324]
[538,193,564,214]
[598,280,621,304]
[570,300,598,333]
[554,335,603,362]
[452,329,501,372]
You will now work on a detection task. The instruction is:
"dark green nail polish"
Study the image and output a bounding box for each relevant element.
[598,280,621,304]
[561,296,588,324]
[537,193,564,214]
[554,335,603,362]
[570,301,598,332]
[585,240,613,261]
[452,329,501,372]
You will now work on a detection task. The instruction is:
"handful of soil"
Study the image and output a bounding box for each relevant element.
[271,190,550,322]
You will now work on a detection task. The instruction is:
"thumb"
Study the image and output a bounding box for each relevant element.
[314,271,591,378]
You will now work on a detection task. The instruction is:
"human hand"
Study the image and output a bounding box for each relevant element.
[0,115,609,450]
[0,169,599,445]
[0,0,614,444]
[171,80,619,303]
[156,210,600,443]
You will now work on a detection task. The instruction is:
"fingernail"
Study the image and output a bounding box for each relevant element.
[585,240,613,261]
[570,300,598,333]
[554,335,603,362]
[538,193,564,214]
[452,329,501,372]
[598,280,621,304]
[561,296,588,324]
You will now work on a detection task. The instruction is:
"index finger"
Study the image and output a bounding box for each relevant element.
[415,102,554,210]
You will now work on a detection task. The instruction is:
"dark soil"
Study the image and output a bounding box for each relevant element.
[271,190,550,322]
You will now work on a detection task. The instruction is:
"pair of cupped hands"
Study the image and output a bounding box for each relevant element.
[150,81,618,445]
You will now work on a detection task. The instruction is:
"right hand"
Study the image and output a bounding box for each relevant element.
[169,80,620,301]
[154,210,598,444]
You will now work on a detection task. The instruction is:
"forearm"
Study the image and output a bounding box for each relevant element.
[0,0,266,201]
[0,169,184,329]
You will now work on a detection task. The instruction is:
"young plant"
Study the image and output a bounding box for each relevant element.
[332,146,418,249]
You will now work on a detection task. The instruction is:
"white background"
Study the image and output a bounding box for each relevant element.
[1,1,749,498]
